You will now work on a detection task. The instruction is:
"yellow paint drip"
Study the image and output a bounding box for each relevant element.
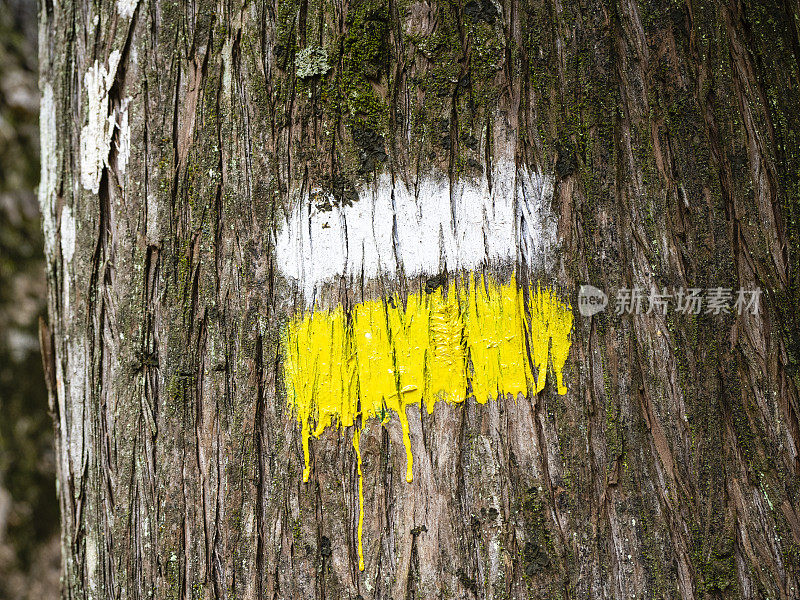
[282,273,573,570]
[352,429,365,571]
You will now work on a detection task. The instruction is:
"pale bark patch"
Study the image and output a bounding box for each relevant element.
[116,0,138,18]
[38,83,57,257]
[80,51,121,194]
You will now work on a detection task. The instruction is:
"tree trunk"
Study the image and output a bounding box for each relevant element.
[38,0,800,597]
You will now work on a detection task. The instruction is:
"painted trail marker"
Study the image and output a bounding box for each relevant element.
[277,166,574,570]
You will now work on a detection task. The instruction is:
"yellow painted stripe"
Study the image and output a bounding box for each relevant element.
[282,272,573,569]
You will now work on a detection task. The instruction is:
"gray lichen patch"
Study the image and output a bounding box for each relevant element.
[295,46,330,79]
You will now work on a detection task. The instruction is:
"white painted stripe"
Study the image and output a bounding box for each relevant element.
[276,161,557,301]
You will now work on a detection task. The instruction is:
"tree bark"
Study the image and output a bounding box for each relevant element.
[39,0,800,598]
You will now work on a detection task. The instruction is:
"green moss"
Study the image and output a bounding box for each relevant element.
[519,486,557,586]
[275,0,302,70]
[602,353,623,470]
[166,549,181,599]
[340,0,390,134]
[698,538,737,593]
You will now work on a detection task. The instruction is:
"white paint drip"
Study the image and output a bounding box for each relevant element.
[39,83,57,258]
[117,0,138,18]
[276,161,557,302]
[80,50,121,194]
[60,204,76,263]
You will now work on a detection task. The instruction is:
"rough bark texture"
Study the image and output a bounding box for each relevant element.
[39,0,800,598]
